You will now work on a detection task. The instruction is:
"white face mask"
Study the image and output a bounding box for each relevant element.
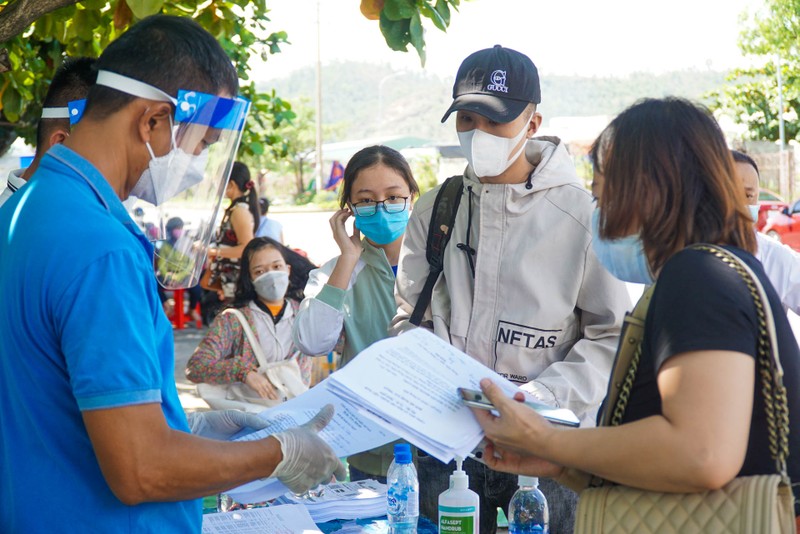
[748,204,760,223]
[457,114,532,178]
[130,121,208,206]
[253,270,289,302]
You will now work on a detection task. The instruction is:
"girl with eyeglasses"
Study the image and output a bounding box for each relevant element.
[292,145,419,483]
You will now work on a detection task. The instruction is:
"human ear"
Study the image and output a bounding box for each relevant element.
[527,112,543,137]
[47,128,69,148]
[137,102,173,146]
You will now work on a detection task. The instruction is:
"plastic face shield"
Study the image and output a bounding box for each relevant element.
[153,91,250,290]
[95,70,251,290]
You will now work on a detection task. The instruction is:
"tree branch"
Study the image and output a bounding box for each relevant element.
[0,0,80,43]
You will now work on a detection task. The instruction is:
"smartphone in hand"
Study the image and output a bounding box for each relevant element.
[458,387,580,428]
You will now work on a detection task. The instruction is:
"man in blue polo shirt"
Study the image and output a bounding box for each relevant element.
[0,16,344,532]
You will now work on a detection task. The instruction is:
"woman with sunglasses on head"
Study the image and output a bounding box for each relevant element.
[293,145,419,482]
[471,98,800,528]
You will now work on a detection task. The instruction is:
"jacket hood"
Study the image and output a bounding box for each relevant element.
[463,136,581,195]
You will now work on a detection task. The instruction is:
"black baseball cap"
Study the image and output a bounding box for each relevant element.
[441,45,541,124]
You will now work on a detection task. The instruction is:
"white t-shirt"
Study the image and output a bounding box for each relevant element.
[756,231,800,314]
[0,169,25,208]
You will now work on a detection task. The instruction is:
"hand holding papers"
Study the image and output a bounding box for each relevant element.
[226,328,576,505]
[326,328,540,463]
[226,378,398,504]
[270,405,347,494]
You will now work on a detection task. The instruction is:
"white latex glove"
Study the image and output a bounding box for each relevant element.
[271,404,347,493]
[187,410,269,440]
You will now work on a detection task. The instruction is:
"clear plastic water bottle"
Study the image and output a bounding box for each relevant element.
[508,476,549,534]
[386,443,419,533]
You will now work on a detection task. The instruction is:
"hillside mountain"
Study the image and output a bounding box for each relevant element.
[257,61,729,144]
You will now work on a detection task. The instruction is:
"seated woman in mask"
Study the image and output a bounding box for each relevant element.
[292,145,419,482]
[187,237,314,405]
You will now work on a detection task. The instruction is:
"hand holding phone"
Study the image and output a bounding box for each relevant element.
[458,387,580,428]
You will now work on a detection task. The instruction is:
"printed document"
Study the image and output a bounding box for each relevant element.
[326,328,525,463]
[226,378,398,503]
[202,504,321,533]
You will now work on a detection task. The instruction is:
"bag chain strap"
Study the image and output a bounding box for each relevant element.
[610,343,642,427]
[608,244,790,479]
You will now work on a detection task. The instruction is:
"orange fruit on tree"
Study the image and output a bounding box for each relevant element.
[360,0,384,20]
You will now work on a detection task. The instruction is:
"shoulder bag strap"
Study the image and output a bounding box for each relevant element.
[597,284,655,429]
[223,308,270,369]
[689,243,791,481]
[586,284,655,487]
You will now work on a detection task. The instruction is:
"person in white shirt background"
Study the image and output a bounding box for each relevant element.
[0,57,96,208]
[733,149,800,315]
[256,196,285,243]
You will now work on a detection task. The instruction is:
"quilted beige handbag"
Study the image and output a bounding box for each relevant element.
[574,244,796,534]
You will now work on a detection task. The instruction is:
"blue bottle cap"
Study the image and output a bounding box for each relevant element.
[394,443,412,464]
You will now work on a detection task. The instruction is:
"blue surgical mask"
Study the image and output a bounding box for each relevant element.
[748,204,760,223]
[591,208,654,285]
[354,208,409,245]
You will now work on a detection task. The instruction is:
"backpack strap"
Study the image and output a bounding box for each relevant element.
[410,176,464,326]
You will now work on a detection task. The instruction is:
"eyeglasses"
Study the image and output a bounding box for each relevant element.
[351,196,410,217]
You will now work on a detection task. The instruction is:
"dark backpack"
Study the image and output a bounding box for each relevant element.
[409,176,464,326]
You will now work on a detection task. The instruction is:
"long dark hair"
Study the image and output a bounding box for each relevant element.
[339,145,419,207]
[227,161,260,233]
[233,237,316,307]
[593,97,756,272]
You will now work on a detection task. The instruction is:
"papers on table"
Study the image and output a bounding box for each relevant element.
[226,378,398,504]
[226,328,549,504]
[273,479,387,523]
[327,328,524,463]
[202,504,321,534]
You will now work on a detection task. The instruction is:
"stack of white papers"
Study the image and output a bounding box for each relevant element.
[202,504,321,533]
[225,378,398,504]
[273,479,387,523]
[326,328,524,463]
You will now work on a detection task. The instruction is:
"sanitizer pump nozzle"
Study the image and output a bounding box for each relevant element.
[451,456,468,490]
[439,455,479,533]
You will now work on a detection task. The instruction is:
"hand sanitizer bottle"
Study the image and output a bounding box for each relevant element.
[508,476,549,533]
[438,456,479,534]
[387,443,419,533]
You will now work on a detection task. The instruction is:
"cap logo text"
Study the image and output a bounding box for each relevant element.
[487,70,508,93]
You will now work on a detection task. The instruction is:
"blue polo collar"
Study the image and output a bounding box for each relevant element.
[42,144,150,248]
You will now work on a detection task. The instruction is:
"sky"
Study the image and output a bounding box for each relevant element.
[252,0,767,83]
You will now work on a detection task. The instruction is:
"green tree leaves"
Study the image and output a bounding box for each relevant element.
[125,0,165,19]
[374,0,459,66]
[0,0,290,158]
[709,0,800,143]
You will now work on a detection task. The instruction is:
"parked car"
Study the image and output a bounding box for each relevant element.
[762,197,800,251]
[756,189,789,232]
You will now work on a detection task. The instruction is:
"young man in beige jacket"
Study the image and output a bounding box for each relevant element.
[391,45,631,533]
